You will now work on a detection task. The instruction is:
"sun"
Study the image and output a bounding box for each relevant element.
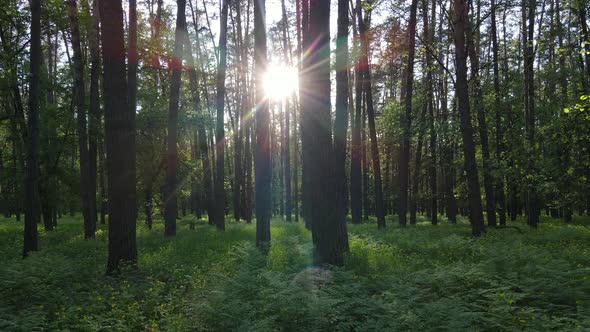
[263,64,298,100]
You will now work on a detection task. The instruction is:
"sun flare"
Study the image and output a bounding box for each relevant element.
[263,64,298,100]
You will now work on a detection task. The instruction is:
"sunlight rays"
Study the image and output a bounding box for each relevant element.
[263,63,298,100]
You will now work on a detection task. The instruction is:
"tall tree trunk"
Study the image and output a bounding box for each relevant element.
[280,0,292,222]
[334,0,350,229]
[523,0,539,227]
[465,5,496,227]
[410,104,427,225]
[214,0,229,230]
[350,14,362,225]
[453,0,485,236]
[68,0,95,239]
[188,0,214,223]
[362,98,370,222]
[490,0,506,225]
[164,0,186,236]
[423,0,438,225]
[99,134,106,225]
[356,3,385,228]
[294,0,301,223]
[305,0,348,265]
[255,0,271,247]
[127,0,138,224]
[233,0,244,222]
[24,0,41,256]
[88,0,101,230]
[399,0,419,226]
[300,0,312,230]
[100,0,138,273]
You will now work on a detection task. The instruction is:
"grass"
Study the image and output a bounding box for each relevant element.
[0,213,589,331]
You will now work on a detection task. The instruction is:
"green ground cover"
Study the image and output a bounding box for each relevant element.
[1,215,589,331]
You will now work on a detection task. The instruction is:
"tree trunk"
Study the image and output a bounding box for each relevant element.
[187,0,213,223]
[127,0,138,224]
[356,3,385,228]
[300,0,312,230]
[523,0,539,227]
[423,0,438,225]
[465,5,496,227]
[89,0,101,230]
[100,0,138,273]
[399,0,419,226]
[68,0,95,239]
[164,0,186,237]
[350,14,362,225]
[280,0,292,222]
[255,0,271,247]
[24,0,41,256]
[453,0,485,236]
[334,0,350,228]
[490,0,506,225]
[410,104,427,225]
[214,0,229,231]
[305,0,348,265]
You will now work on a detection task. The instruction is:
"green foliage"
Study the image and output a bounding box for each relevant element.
[1,216,589,331]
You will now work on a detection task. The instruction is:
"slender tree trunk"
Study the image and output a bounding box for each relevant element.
[89,0,101,230]
[187,0,213,223]
[280,0,292,222]
[68,0,95,239]
[362,98,370,222]
[245,124,253,223]
[424,0,438,225]
[350,14,362,225]
[255,0,271,247]
[465,6,496,227]
[491,0,506,225]
[99,134,106,225]
[523,0,539,227]
[453,0,485,236]
[101,0,138,273]
[334,0,350,229]
[164,0,186,236]
[410,104,427,225]
[214,0,229,231]
[294,0,301,223]
[24,0,41,256]
[300,0,312,230]
[356,4,385,228]
[399,0,419,226]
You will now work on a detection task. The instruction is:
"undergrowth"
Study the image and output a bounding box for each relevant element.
[0,214,588,331]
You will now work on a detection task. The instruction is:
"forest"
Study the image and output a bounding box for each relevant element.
[0,0,589,330]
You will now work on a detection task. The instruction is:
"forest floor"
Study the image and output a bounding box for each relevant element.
[1,214,589,331]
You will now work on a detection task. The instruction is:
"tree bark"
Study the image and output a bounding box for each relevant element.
[334,0,350,230]
[255,0,271,248]
[423,0,438,225]
[399,0,419,226]
[213,0,229,230]
[305,0,348,265]
[280,0,292,222]
[68,0,95,239]
[453,0,485,236]
[89,0,101,230]
[350,11,362,225]
[101,0,138,273]
[465,5,496,227]
[490,0,506,225]
[24,0,41,256]
[164,0,187,236]
[523,0,539,227]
